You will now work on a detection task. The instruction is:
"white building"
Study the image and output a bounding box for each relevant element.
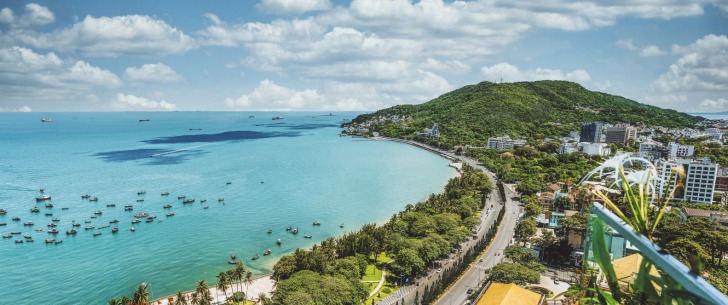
[487,136,515,151]
[667,142,695,159]
[657,159,718,204]
[582,142,610,156]
[638,141,663,161]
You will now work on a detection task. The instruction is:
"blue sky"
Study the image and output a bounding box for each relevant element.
[0,0,726,113]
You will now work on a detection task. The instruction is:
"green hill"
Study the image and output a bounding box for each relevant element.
[349,80,703,148]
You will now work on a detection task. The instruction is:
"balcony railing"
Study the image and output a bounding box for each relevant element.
[584,202,728,305]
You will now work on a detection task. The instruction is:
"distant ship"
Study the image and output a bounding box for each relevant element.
[139,119,150,122]
[272,116,284,120]
[41,118,53,122]
[249,115,255,118]
[189,128,202,130]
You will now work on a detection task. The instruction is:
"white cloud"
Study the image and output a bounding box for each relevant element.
[17,15,196,57]
[0,3,54,27]
[420,58,470,74]
[697,98,728,112]
[123,63,183,83]
[111,93,177,111]
[640,45,666,57]
[616,39,636,50]
[0,46,121,100]
[0,105,32,112]
[652,34,728,92]
[0,7,14,24]
[481,62,591,83]
[225,79,324,110]
[256,0,331,15]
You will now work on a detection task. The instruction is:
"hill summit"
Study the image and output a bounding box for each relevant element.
[349,80,703,147]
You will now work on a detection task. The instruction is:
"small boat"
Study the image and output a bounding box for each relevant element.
[130,227,136,232]
[10,231,21,235]
[200,199,207,203]
[81,194,90,199]
[47,223,57,227]
[55,240,62,244]
[267,229,272,234]
[226,181,232,185]
[139,119,150,122]
[145,218,154,223]
[24,234,32,239]
[203,206,209,209]
[124,206,134,211]
[182,198,195,204]
[85,226,95,230]
[251,254,260,260]
[93,232,102,237]
[89,197,98,202]
[163,204,172,209]
[276,238,282,245]
[189,128,202,130]
[61,207,69,210]
[24,221,34,226]
[132,219,141,224]
[45,203,53,208]
[286,226,292,231]
[137,190,146,195]
[2,234,11,238]
[303,235,312,239]
[218,198,224,202]
[90,216,96,219]
[84,220,91,223]
[272,116,284,120]
[72,223,80,227]
[0,209,6,215]
[45,238,54,244]
[35,227,44,232]
[231,253,237,260]
[39,188,44,193]
[340,223,344,228]
[111,227,118,233]
[109,219,119,224]
[228,260,237,264]
[48,229,58,234]
[94,210,102,215]
[312,221,321,226]
[264,249,272,256]
[292,228,299,235]
[66,229,77,235]
[134,212,148,218]
[44,213,53,216]
[161,192,170,196]
[36,195,51,202]
[52,218,60,222]
[12,217,20,221]
[249,115,255,118]
[177,195,186,199]
[99,225,109,229]
[27,238,34,242]
[30,207,40,213]
[15,239,23,243]
[106,204,116,207]
[41,118,53,122]
[166,212,175,217]
[0,223,6,226]
[136,199,144,202]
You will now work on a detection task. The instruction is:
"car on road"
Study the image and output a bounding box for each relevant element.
[437,268,442,273]
[466,288,474,294]
[554,279,560,285]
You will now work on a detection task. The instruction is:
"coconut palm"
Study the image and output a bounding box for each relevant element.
[226,269,237,294]
[257,292,268,304]
[244,271,254,299]
[108,298,119,305]
[189,292,200,305]
[132,283,149,305]
[216,271,230,302]
[234,262,246,294]
[173,290,187,305]
[120,296,131,305]
[195,280,213,305]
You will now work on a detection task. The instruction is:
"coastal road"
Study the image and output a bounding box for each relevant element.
[385,140,521,305]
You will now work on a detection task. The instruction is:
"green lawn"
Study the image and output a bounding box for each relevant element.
[362,264,383,281]
[361,283,397,305]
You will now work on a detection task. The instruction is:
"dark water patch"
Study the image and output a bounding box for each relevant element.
[143,150,208,165]
[94,148,200,164]
[141,130,300,144]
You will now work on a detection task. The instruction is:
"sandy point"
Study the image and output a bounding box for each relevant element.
[151,275,275,304]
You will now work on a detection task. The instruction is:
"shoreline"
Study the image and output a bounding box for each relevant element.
[151,136,459,304]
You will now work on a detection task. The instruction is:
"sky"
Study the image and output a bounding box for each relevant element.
[0,0,726,113]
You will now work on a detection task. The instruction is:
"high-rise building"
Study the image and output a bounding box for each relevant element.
[487,136,514,151]
[657,159,718,204]
[605,124,637,144]
[667,142,695,159]
[580,122,602,143]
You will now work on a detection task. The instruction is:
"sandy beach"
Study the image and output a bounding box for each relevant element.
[151,275,275,304]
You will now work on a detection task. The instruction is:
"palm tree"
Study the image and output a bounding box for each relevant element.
[189,292,200,305]
[196,280,213,305]
[216,271,230,302]
[108,298,120,305]
[132,283,149,305]
[173,290,187,305]
[120,296,131,305]
[257,292,268,304]
[244,271,254,299]
[234,262,246,294]
[226,269,237,294]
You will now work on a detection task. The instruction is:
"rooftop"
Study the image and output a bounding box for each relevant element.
[476,282,542,305]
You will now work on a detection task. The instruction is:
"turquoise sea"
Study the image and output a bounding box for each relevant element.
[0,112,454,305]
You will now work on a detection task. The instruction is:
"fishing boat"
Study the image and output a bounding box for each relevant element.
[0,209,6,215]
[30,207,40,213]
[249,115,255,118]
[166,212,175,217]
[286,226,292,231]
[132,219,141,224]
[48,228,58,234]
[85,226,95,230]
[218,198,224,202]
[51,218,60,222]
[72,223,80,227]
[163,204,172,209]
[200,199,207,203]
[66,229,77,235]
[130,227,136,232]
[45,203,53,208]
[93,232,102,237]
[136,199,144,202]
[161,192,170,196]
[24,234,32,239]
[24,221,34,226]
[272,116,284,120]
[276,238,282,245]
[312,221,321,226]
[12,217,20,221]
[251,254,260,260]
[44,213,52,216]
[45,238,55,244]
[226,181,232,185]
[55,240,62,244]
[109,219,119,224]
[139,119,150,122]
[41,118,53,122]
[292,228,299,235]
[61,207,69,210]
[340,223,344,228]
[177,195,186,199]
[134,212,148,218]
[137,190,146,195]
[267,229,272,234]
[15,239,23,243]
[189,128,202,130]
[81,194,90,199]
[0,223,6,226]
[94,210,102,215]
[84,220,91,223]
[89,197,98,202]
[112,227,118,233]
[47,223,57,227]
[303,234,312,239]
[2,234,11,238]
[182,198,195,204]
[107,204,116,207]
[203,206,209,209]
[145,218,154,223]
[35,227,44,232]
[10,231,21,234]
[264,249,272,256]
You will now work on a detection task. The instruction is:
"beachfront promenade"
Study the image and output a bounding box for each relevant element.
[152,138,514,305]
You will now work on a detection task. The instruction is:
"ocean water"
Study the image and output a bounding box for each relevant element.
[0,112,454,305]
